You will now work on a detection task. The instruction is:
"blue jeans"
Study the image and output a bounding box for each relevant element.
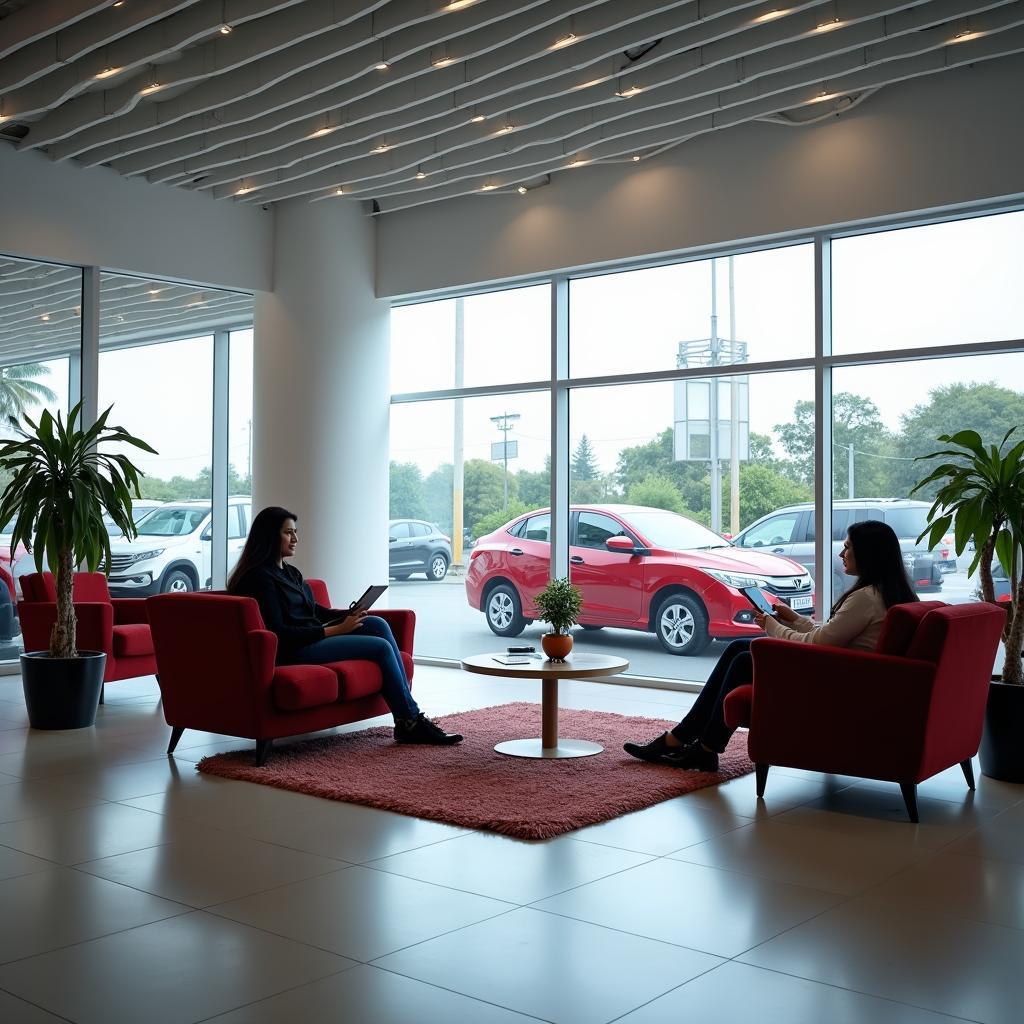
[671,638,754,753]
[294,616,420,721]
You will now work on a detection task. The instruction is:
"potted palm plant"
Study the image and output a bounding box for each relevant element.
[0,403,155,729]
[534,577,583,661]
[913,427,1024,781]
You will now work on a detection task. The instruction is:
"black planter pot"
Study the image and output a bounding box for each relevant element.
[21,651,106,730]
[980,678,1024,784]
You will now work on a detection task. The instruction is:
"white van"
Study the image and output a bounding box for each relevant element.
[103,497,252,596]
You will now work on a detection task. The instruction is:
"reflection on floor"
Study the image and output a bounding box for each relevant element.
[0,666,1021,1023]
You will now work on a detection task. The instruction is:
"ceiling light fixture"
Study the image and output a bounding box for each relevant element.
[517,185,528,194]
[632,154,641,162]
[432,55,456,67]
[497,122,515,134]
[551,32,577,50]
[815,17,841,31]
[415,169,427,179]
[140,82,162,95]
[951,28,982,42]
[574,79,603,91]
[95,67,122,79]
[372,143,389,153]
[40,313,50,322]
[480,183,499,191]
[219,24,232,34]
[309,126,336,138]
[235,185,252,195]
[113,1,125,7]
[447,0,478,10]
[753,7,790,22]
[469,113,486,123]
[375,61,390,70]
[335,187,344,195]
[569,157,587,167]
[616,84,643,98]
[811,89,839,103]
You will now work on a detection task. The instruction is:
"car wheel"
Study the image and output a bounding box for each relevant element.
[391,573,411,581]
[161,570,194,594]
[655,593,711,656]
[427,553,449,581]
[485,583,526,637]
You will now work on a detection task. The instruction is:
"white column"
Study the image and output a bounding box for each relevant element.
[253,199,389,602]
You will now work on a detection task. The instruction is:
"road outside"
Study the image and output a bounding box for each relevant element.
[388,562,990,684]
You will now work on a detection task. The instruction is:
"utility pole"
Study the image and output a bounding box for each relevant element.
[728,256,740,537]
[709,261,721,535]
[453,299,465,568]
[847,442,855,499]
[490,412,520,511]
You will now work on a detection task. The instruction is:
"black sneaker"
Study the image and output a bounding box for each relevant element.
[394,713,463,746]
[623,732,676,763]
[661,742,719,772]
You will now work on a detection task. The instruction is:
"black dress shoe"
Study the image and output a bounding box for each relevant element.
[394,713,463,746]
[623,732,676,763]
[661,741,719,772]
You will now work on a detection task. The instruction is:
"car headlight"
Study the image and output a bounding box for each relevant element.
[130,548,164,563]
[701,568,771,589]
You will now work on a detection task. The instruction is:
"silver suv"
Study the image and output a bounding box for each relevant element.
[732,499,943,597]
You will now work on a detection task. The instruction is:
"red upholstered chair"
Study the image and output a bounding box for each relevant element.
[18,572,156,699]
[146,579,415,765]
[722,601,1006,822]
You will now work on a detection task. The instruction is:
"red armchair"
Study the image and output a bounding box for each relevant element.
[19,572,156,699]
[146,580,415,765]
[723,602,1006,822]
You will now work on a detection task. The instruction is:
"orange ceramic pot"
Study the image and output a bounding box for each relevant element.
[542,633,573,661]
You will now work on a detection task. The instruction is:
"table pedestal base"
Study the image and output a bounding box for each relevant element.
[494,738,604,759]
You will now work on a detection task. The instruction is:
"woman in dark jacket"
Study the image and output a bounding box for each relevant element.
[228,506,461,746]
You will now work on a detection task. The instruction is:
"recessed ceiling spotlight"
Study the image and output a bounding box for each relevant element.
[632,154,641,162]
[616,84,643,98]
[147,288,162,296]
[574,79,603,90]
[469,113,486,123]
[815,17,841,31]
[551,33,577,50]
[335,187,345,195]
[415,170,427,179]
[951,29,982,42]
[40,313,50,322]
[569,157,587,167]
[375,61,390,70]
[811,89,839,103]
[372,143,389,153]
[753,7,790,22]
[95,67,122,79]
[139,82,162,95]
[219,24,232,34]
[432,55,456,67]
[447,0,478,10]
[497,123,516,134]
[309,126,336,138]
[236,185,252,195]
[480,183,497,191]
[113,1,125,7]
[517,185,528,194]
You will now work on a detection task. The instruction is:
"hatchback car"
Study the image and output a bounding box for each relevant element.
[732,499,943,597]
[466,504,814,655]
[389,519,452,581]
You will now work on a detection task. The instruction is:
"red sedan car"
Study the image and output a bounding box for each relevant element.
[466,504,815,656]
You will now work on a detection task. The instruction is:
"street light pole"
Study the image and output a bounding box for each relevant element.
[490,412,520,511]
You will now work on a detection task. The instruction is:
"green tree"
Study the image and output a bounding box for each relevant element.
[571,434,599,481]
[0,363,58,422]
[516,458,551,509]
[473,500,530,540]
[572,474,621,504]
[893,382,1024,499]
[422,463,454,536]
[626,474,687,514]
[728,464,813,529]
[465,458,518,535]
[389,461,427,519]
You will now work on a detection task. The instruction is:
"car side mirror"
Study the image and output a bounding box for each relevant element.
[606,536,636,553]
[388,536,398,543]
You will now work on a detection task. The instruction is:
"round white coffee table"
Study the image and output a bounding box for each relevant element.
[460,652,629,758]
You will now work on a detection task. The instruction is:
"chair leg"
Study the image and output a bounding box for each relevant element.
[899,782,920,823]
[254,739,273,767]
[755,763,770,798]
[960,759,976,791]
[167,726,184,755]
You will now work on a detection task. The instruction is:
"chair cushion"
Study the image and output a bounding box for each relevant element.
[723,684,753,729]
[111,623,154,658]
[876,601,945,656]
[330,661,385,701]
[272,665,339,711]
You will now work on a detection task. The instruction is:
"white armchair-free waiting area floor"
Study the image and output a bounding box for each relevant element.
[0,665,1022,1024]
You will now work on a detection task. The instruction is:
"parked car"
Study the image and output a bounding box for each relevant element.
[731,498,943,597]
[102,496,252,596]
[389,519,452,581]
[466,504,814,655]
[0,518,30,576]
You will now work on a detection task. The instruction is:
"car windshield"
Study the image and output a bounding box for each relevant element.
[0,519,13,536]
[884,508,930,539]
[135,507,208,536]
[624,511,728,551]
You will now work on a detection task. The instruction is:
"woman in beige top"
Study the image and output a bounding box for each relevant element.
[625,520,919,771]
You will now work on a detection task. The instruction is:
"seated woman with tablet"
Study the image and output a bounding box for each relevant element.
[228,506,462,746]
[623,520,917,771]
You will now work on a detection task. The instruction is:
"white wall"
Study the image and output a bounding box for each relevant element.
[376,55,1024,298]
[0,145,272,290]
[253,199,390,600]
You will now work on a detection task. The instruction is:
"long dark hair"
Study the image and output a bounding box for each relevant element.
[227,506,297,592]
[832,519,918,615]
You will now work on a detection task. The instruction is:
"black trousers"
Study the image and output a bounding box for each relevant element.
[671,638,754,753]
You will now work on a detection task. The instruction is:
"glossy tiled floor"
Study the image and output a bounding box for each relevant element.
[0,666,1022,1024]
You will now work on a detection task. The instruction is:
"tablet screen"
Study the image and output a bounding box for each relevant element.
[350,584,388,611]
[740,586,775,616]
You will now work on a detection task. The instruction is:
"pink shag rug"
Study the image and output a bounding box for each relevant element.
[197,702,754,840]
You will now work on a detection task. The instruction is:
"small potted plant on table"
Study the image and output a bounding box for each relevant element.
[0,403,155,729]
[534,576,583,662]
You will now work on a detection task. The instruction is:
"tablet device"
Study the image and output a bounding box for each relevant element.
[740,586,776,616]
[349,584,388,612]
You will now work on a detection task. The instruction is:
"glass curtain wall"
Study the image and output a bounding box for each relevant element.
[390,206,1024,684]
[0,257,81,663]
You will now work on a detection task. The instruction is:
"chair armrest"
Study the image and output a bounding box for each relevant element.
[247,630,278,689]
[376,609,416,655]
[112,598,149,625]
[748,639,937,779]
[17,601,114,657]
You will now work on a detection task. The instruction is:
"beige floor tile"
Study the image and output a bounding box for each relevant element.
[54,754,201,803]
[856,759,1024,812]
[207,963,538,1023]
[571,796,753,856]
[0,733,159,780]
[209,864,514,961]
[371,831,652,904]
[0,727,31,755]
[535,856,842,958]
[680,768,851,818]
[0,844,54,882]
[0,989,70,1023]
[865,851,1024,931]
[0,801,211,864]
[671,818,931,895]
[0,867,187,964]
[0,911,352,1024]
[773,782,1001,849]
[947,801,1024,864]
[616,960,977,1024]
[375,906,722,1024]
[0,775,107,823]
[740,896,1024,1024]
[78,829,349,908]
[240,798,469,862]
